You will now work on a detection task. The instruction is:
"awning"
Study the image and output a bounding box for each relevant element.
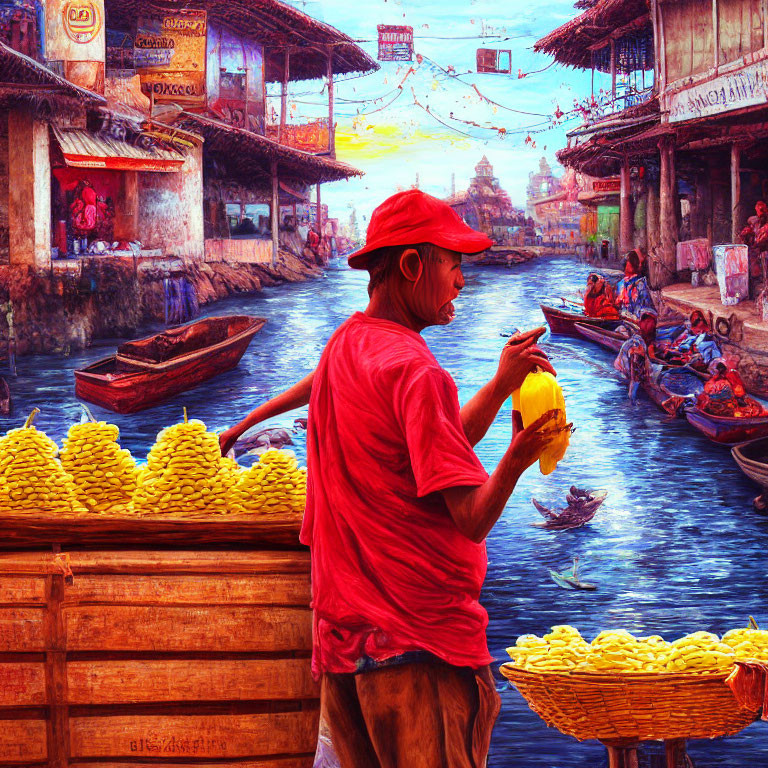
[51,126,185,172]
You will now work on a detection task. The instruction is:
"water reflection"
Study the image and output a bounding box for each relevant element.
[1,257,766,767]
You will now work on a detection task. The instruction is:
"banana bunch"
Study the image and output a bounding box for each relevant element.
[505,625,762,675]
[720,627,768,662]
[59,414,138,514]
[512,370,569,475]
[506,625,590,672]
[588,630,672,673]
[0,409,84,514]
[132,409,239,515]
[232,448,307,515]
[665,631,734,673]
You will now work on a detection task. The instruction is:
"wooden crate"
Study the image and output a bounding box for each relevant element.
[0,531,318,768]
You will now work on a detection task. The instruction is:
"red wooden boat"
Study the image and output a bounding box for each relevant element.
[74,315,266,414]
[684,406,768,446]
[540,303,621,337]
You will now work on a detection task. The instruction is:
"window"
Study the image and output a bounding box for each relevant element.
[226,203,241,230]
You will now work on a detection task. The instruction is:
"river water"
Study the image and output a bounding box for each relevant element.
[2,256,767,768]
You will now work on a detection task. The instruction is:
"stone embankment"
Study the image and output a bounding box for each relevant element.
[0,249,323,356]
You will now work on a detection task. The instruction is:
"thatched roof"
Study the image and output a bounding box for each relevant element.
[557,96,663,176]
[535,0,651,70]
[105,0,378,82]
[173,111,363,186]
[0,42,105,105]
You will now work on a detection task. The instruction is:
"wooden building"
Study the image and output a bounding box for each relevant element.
[446,156,531,247]
[0,0,377,270]
[537,0,768,396]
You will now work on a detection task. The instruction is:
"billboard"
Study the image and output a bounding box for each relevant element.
[476,48,511,74]
[377,25,413,61]
[135,9,206,106]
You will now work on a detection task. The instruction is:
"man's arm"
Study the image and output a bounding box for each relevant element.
[460,328,555,446]
[442,410,562,543]
[219,370,315,455]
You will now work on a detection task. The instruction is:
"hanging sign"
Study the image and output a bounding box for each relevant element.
[667,59,768,123]
[476,49,511,74]
[593,178,621,193]
[134,9,206,73]
[62,0,101,44]
[141,71,206,105]
[377,25,413,61]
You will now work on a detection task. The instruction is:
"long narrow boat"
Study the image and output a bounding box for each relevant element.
[75,315,266,414]
[685,406,768,446]
[731,436,768,491]
[641,367,705,413]
[540,303,622,337]
[573,323,628,352]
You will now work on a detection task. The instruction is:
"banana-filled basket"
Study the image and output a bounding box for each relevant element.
[500,624,765,742]
[499,665,759,742]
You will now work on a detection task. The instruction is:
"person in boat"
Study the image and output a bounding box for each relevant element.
[616,249,654,319]
[583,273,620,319]
[655,309,720,368]
[614,334,651,403]
[696,359,766,418]
[220,189,561,768]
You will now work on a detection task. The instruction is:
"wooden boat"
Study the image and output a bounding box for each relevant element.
[75,315,266,414]
[685,406,768,446]
[640,366,705,414]
[732,436,768,491]
[573,323,628,352]
[0,376,9,416]
[540,302,621,337]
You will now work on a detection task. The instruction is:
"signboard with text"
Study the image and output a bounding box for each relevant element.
[377,25,413,61]
[667,58,768,123]
[135,9,206,106]
[592,178,621,194]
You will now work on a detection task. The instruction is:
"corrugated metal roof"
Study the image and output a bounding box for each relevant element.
[53,126,182,162]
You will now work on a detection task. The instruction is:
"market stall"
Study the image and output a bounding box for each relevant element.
[0,409,317,767]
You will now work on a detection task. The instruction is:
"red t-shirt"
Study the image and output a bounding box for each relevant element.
[300,312,492,677]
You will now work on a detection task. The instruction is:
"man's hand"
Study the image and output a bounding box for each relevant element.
[494,327,556,398]
[510,408,565,475]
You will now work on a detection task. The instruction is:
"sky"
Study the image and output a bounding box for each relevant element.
[275,0,610,226]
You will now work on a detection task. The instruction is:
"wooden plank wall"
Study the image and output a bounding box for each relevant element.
[0,550,318,768]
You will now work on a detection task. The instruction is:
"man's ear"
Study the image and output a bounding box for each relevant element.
[399,248,423,284]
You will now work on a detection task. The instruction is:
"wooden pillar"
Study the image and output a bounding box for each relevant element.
[763,0,768,49]
[278,51,290,143]
[316,183,322,260]
[271,160,278,268]
[713,0,720,69]
[8,109,50,268]
[620,156,633,254]
[327,47,335,157]
[114,171,138,241]
[665,739,687,768]
[658,135,678,287]
[647,177,660,257]
[658,0,667,93]
[731,143,742,242]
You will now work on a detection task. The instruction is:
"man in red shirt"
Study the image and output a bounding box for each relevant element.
[221,190,561,767]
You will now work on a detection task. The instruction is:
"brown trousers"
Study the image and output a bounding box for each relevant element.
[321,661,501,768]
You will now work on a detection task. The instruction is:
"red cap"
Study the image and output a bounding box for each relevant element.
[348,189,493,269]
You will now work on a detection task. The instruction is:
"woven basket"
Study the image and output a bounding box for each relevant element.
[500,663,760,742]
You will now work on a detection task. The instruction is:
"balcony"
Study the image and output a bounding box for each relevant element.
[265,118,332,155]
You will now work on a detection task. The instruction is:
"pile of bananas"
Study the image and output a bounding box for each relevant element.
[131,409,239,515]
[0,409,84,514]
[59,414,138,514]
[231,448,307,515]
[506,623,768,675]
[721,627,768,661]
[512,370,570,475]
